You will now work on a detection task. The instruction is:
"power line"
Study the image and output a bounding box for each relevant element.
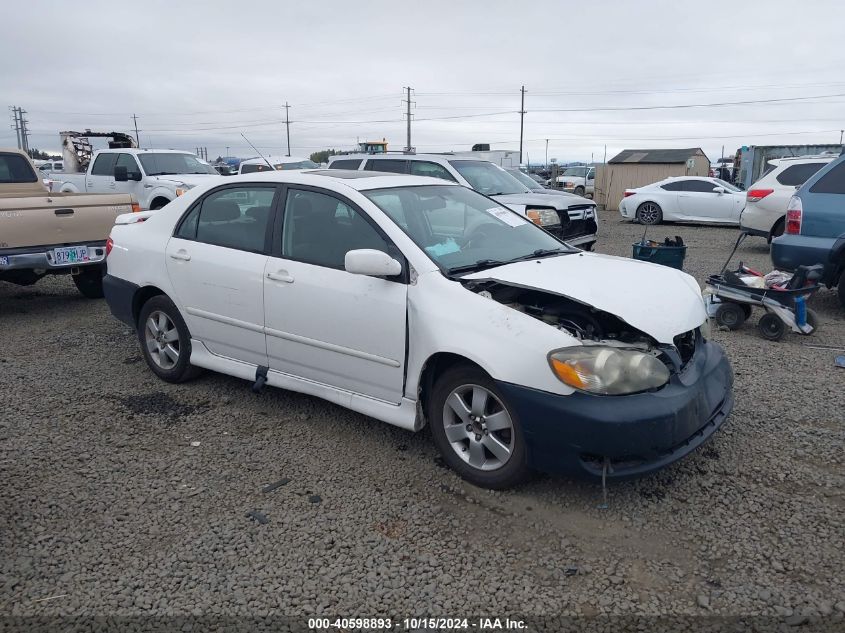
[531,93,845,113]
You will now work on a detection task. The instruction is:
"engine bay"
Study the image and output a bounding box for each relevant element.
[464,279,658,350]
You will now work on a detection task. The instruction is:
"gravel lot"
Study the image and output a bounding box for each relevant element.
[1,213,843,626]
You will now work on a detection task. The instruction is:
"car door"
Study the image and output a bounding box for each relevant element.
[87,153,118,192]
[165,184,278,367]
[263,186,408,404]
[677,179,724,221]
[112,153,146,201]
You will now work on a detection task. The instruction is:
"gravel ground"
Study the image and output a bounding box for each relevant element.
[1,214,843,626]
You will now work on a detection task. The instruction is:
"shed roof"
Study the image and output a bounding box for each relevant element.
[608,148,704,164]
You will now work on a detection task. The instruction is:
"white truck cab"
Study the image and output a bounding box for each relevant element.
[52,149,220,210]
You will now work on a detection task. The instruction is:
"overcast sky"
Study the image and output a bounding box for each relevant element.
[2,0,844,164]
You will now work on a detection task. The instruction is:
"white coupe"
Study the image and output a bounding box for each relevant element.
[619,176,746,225]
[103,169,732,488]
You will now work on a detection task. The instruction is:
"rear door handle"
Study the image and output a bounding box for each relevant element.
[54,208,74,216]
[169,251,191,261]
[267,271,294,283]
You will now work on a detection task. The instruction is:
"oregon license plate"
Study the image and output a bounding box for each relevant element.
[52,246,89,265]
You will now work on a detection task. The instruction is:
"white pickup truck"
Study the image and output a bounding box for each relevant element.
[51,149,220,210]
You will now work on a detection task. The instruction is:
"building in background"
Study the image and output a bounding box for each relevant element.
[595,148,710,211]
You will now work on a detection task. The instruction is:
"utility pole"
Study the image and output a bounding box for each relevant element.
[132,114,141,147]
[403,87,414,152]
[284,102,291,157]
[18,108,30,154]
[840,129,843,144]
[9,106,21,149]
[518,86,526,165]
[545,139,549,169]
[226,146,230,158]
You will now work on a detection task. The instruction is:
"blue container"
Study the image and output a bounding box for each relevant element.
[631,243,687,270]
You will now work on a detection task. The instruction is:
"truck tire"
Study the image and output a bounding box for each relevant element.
[574,186,585,197]
[150,198,170,210]
[73,267,105,299]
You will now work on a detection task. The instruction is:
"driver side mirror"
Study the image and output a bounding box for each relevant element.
[713,186,726,194]
[114,165,128,182]
[345,249,402,277]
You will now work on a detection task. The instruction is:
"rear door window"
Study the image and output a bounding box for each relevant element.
[660,181,687,191]
[329,159,363,170]
[776,163,827,187]
[364,160,408,174]
[183,186,277,252]
[809,161,845,194]
[409,160,457,182]
[685,180,718,193]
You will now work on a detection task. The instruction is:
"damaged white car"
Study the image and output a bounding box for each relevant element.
[104,170,734,489]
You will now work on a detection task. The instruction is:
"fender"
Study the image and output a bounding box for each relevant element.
[144,186,176,210]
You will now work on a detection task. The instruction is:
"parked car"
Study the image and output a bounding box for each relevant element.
[213,163,237,176]
[619,176,745,225]
[0,148,138,298]
[103,170,732,488]
[550,166,595,198]
[328,153,598,250]
[51,149,220,210]
[238,155,319,174]
[740,155,835,242]
[771,152,845,309]
[37,160,63,173]
[506,168,548,191]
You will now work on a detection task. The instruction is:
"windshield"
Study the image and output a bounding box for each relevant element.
[363,185,574,274]
[448,160,528,196]
[138,153,217,176]
[507,169,544,191]
[714,178,740,192]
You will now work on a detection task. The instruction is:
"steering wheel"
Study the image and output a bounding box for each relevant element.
[463,222,507,249]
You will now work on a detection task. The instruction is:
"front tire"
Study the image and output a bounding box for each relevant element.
[73,266,105,299]
[137,295,201,383]
[636,202,663,225]
[574,186,585,197]
[428,365,529,489]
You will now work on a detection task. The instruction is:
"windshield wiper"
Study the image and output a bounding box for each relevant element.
[148,171,177,176]
[447,259,508,275]
[507,248,571,262]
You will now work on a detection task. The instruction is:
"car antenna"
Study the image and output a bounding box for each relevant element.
[240,133,274,170]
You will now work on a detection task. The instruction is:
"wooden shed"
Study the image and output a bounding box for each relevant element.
[595,148,710,210]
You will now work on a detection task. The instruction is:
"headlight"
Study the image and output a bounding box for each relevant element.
[525,208,560,226]
[175,183,196,197]
[548,347,670,395]
[563,181,574,187]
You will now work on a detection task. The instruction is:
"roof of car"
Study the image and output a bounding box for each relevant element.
[329,153,491,163]
[213,169,461,192]
[240,155,314,165]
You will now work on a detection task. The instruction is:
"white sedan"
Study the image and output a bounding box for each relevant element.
[103,169,732,488]
[619,176,746,225]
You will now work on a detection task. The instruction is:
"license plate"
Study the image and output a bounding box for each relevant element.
[0,256,7,266]
[52,246,89,265]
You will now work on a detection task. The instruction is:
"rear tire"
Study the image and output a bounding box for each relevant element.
[137,295,201,383]
[715,302,746,330]
[72,266,105,299]
[767,217,785,244]
[636,202,663,225]
[758,312,786,341]
[428,365,529,489]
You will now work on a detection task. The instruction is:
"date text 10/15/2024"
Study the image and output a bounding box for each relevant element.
[308,617,528,630]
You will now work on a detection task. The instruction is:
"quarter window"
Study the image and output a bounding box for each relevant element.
[776,163,826,187]
[282,189,391,269]
[410,161,457,182]
[187,186,276,252]
[364,159,407,174]
[91,153,118,176]
[809,161,845,194]
[329,159,362,170]
[660,181,686,191]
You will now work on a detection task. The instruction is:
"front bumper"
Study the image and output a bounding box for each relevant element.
[0,241,107,272]
[496,340,734,479]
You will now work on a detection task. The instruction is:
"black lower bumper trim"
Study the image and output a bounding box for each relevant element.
[103,274,139,327]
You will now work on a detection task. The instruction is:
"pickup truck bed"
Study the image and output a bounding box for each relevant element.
[1,148,137,298]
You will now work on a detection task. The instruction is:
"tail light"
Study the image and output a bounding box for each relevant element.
[131,202,141,213]
[106,237,114,256]
[746,188,774,203]
[786,196,803,235]
[623,190,635,197]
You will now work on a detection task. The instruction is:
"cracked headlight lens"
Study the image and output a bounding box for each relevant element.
[549,347,670,395]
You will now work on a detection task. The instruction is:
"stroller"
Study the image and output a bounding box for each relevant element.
[704,233,823,341]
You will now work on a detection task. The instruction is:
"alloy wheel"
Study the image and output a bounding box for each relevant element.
[441,384,514,471]
[144,310,180,370]
[638,203,661,224]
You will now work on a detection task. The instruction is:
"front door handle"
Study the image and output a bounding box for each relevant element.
[169,250,191,261]
[267,270,294,283]
[54,208,74,216]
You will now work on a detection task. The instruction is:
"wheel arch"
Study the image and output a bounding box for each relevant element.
[416,352,487,417]
[132,285,167,326]
[149,195,172,210]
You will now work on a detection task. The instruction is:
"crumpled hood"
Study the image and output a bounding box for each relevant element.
[462,251,705,344]
[153,174,220,187]
[493,192,595,212]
